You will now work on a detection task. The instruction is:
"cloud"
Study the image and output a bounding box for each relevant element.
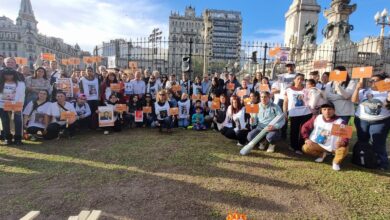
[247,29,285,44]
[0,0,169,52]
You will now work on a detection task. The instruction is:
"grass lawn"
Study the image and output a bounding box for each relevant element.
[0,129,389,219]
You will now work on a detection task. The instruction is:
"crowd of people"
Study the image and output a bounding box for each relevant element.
[0,54,389,171]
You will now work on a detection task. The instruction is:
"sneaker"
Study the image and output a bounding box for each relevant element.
[332,163,341,171]
[295,150,303,155]
[3,140,12,145]
[266,144,276,153]
[259,142,266,150]
[30,135,37,142]
[315,152,327,163]
[237,142,243,147]
[104,130,109,135]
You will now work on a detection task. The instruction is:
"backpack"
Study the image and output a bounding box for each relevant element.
[351,141,378,169]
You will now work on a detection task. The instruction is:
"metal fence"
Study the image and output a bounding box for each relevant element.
[95,36,390,79]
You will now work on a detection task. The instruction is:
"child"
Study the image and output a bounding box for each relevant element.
[192,106,206,131]
[305,79,327,115]
[178,93,191,128]
[74,93,91,129]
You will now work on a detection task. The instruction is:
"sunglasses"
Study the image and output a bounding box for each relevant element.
[159,94,166,96]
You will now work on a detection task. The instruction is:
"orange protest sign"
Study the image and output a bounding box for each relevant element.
[227,83,235,90]
[110,83,121,92]
[329,70,347,82]
[269,47,281,57]
[143,106,152,113]
[259,84,270,92]
[3,101,23,112]
[171,85,181,92]
[352,66,373,79]
[83,56,94,64]
[375,79,390,92]
[192,94,201,101]
[236,89,247,98]
[226,212,247,220]
[211,100,221,110]
[313,60,328,69]
[73,85,80,95]
[15,57,27,65]
[93,56,102,63]
[41,53,56,61]
[245,103,259,114]
[201,95,209,102]
[68,58,81,65]
[331,124,353,139]
[61,59,69,66]
[60,111,76,121]
[115,104,128,113]
[169,107,179,115]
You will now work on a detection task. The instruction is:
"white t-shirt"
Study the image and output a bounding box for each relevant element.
[23,101,51,129]
[46,102,76,125]
[223,106,247,131]
[272,73,296,104]
[154,102,170,120]
[309,116,344,152]
[356,89,390,121]
[124,82,133,95]
[286,87,311,117]
[80,77,99,101]
[147,83,160,100]
[75,102,91,118]
[178,99,190,119]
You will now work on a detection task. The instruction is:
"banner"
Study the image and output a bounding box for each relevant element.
[135,111,143,122]
[313,60,328,69]
[68,58,81,65]
[329,70,347,82]
[142,106,152,114]
[331,124,353,139]
[41,53,56,61]
[4,101,23,112]
[115,104,128,113]
[375,79,390,92]
[60,111,77,121]
[15,57,28,65]
[352,66,373,79]
[98,106,115,127]
[61,59,69,66]
[245,103,259,114]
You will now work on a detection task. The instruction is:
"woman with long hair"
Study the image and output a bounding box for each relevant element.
[0,68,26,145]
[154,89,173,133]
[25,67,51,105]
[23,90,51,140]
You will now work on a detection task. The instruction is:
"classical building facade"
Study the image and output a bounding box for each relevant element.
[0,0,83,67]
[168,6,204,75]
[168,6,242,75]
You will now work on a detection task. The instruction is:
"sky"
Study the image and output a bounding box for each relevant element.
[0,0,388,52]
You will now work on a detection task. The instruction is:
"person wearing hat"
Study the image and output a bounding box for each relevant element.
[271,61,297,139]
[300,102,349,171]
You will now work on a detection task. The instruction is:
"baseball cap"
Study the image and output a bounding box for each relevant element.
[78,93,87,99]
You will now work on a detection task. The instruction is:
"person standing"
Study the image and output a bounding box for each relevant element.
[131,70,146,98]
[49,60,60,85]
[271,61,297,138]
[283,73,312,154]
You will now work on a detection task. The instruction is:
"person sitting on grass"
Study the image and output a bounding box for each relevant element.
[178,93,191,129]
[301,102,349,171]
[247,91,285,153]
[44,91,77,139]
[74,93,91,130]
[192,106,206,131]
[154,89,173,133]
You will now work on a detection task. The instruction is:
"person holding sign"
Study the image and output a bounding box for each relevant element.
[49,61,60,85]
[224,72,240,97]
[74,94,92,130]
[352,73,390,170]
[0,68,26,145]
[233,79,250,101]
[301,103,349,171]
[325,66,357,123]
[127,95,143,128]
[25,67,51,105]
[99,94,123,135]
[208,77,223,99]
[23,90,50,140]
[283,74,312,154]
[142,93,156,128]
[212,94,229,131]
[154,90,174,133]
[101,72,123,102]
[220,95,249,147]
[44,91,77,140]
[247,91,285,153]
[146,75,161,101]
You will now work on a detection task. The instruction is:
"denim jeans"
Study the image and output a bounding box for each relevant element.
[354,117,390,169]
[0,109,23,141]
[247,127,281,144]
[159,117,173,129]
[178,118,189,128]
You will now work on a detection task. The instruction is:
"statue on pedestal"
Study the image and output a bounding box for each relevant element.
[303,21,317,45]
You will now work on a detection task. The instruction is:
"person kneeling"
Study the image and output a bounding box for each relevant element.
[301,103,349,171]
[44,91,77,139]
[247,91,285,153]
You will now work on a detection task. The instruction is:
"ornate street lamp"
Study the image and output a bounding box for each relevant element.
[375,8,390,38]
